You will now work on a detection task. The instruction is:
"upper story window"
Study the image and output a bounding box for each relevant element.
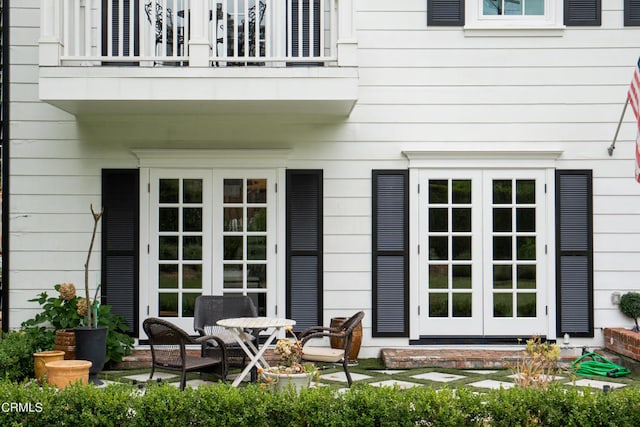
[427,0,602,29]
[482,0,544,16]
[469,0,563,28]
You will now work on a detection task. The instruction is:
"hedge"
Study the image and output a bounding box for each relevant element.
[0,380,639,426]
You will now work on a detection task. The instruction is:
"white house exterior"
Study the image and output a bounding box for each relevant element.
[3,0,640,357]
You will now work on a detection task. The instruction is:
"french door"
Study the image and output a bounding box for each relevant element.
[417,169,548,337]
[148,169,276,331]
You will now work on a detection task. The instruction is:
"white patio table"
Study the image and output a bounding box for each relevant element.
[217,316,296,386]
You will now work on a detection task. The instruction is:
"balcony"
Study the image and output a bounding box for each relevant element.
[39,0,358,116]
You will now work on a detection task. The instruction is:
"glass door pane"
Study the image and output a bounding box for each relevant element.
[150,170,212,332]
[419,171,483,336]
[157,178,204,318]
[426,179,473,318]
[490,179,537,318]
[217,173,274,316]
[483,170,546,336]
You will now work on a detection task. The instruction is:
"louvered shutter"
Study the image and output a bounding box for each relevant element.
[372,170,409,337]
[565,0,601,26]
[102,0,140,57]
[625,0,640,25]
[556,170,593,337]
[286,170,323,332]
[428,0,465,26]
[289,0,321,58]
[102,169,139,335]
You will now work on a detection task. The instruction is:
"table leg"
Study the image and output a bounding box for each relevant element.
[229,327,281,387]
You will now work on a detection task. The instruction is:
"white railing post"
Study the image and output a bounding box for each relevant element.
[189,0,211,66]
[336,0,356,66]
[40,0,64,65]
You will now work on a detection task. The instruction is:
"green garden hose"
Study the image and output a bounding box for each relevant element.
[571,352,631,378]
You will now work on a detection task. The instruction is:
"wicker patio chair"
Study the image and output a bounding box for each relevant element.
[142,317,228,390]
[299,311,365,387]
[193,295,262,381]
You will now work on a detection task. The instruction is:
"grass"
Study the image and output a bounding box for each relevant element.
[99,358,639,392]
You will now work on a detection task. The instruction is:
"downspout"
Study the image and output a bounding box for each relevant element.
[1,0,10,332]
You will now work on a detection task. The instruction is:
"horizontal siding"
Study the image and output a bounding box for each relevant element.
[323,272,372,291]
[358,86,628,105]
[358,48,640,68]
[594,234,640,252]
[8,1,640,352]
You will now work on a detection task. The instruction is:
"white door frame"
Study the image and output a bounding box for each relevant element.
[135,149,289,338]
[406,150,559,340]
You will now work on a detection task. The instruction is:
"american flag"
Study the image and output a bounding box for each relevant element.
[627,57,640,183]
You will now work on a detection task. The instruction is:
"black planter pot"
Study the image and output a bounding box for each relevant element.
[74,326,107,385]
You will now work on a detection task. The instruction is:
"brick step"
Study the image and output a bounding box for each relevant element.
[112,347,631,372]
[380,348,582,370]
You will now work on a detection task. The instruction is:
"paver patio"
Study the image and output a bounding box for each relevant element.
[98,358,638,393]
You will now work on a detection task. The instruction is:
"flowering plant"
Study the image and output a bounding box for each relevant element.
[22,281,135,365]
[259,326,316,377]
[22,282,83,330]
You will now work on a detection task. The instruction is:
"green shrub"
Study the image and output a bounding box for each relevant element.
[0,381,640,426]
[0,329,52,382]
[620,292,640,331]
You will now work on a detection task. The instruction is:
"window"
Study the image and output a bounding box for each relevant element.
[483,0,544,16]
[464,0,564,29]
[429,0,600,28]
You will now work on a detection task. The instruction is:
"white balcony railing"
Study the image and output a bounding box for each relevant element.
[41,0,353,66]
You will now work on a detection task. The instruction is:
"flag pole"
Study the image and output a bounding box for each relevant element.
[609,98,629,156]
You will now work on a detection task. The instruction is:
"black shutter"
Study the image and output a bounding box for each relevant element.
[372,170,409,337]
[428,0,465,26]
[288,0,321,60]
[286,170,323,331]
[101,0,140,57]
[555,170,593,337]
[625,0,640,26]
[565,0,601,26]
[102,169,139,335]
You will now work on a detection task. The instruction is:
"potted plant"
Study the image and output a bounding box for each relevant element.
[22,282,134,380]
[22,206,134,383]
[72,204,108,384]
[259,326,317,392]
[619,291,640,332]
[22,282,82,359]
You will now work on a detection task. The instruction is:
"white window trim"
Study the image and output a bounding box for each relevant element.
[405,148,561,340]
[464,0,565,33]
[402,146,563,169]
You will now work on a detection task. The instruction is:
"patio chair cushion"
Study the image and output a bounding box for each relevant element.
[302,346,343,363]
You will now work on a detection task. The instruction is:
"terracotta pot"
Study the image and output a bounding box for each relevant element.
[45,360,92,388]
[54,329,76,360]
[33,350,65,383]
[329,317,363,363]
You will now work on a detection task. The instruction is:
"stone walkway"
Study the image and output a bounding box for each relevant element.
[104,346,640,392]
[99,360,637,393]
